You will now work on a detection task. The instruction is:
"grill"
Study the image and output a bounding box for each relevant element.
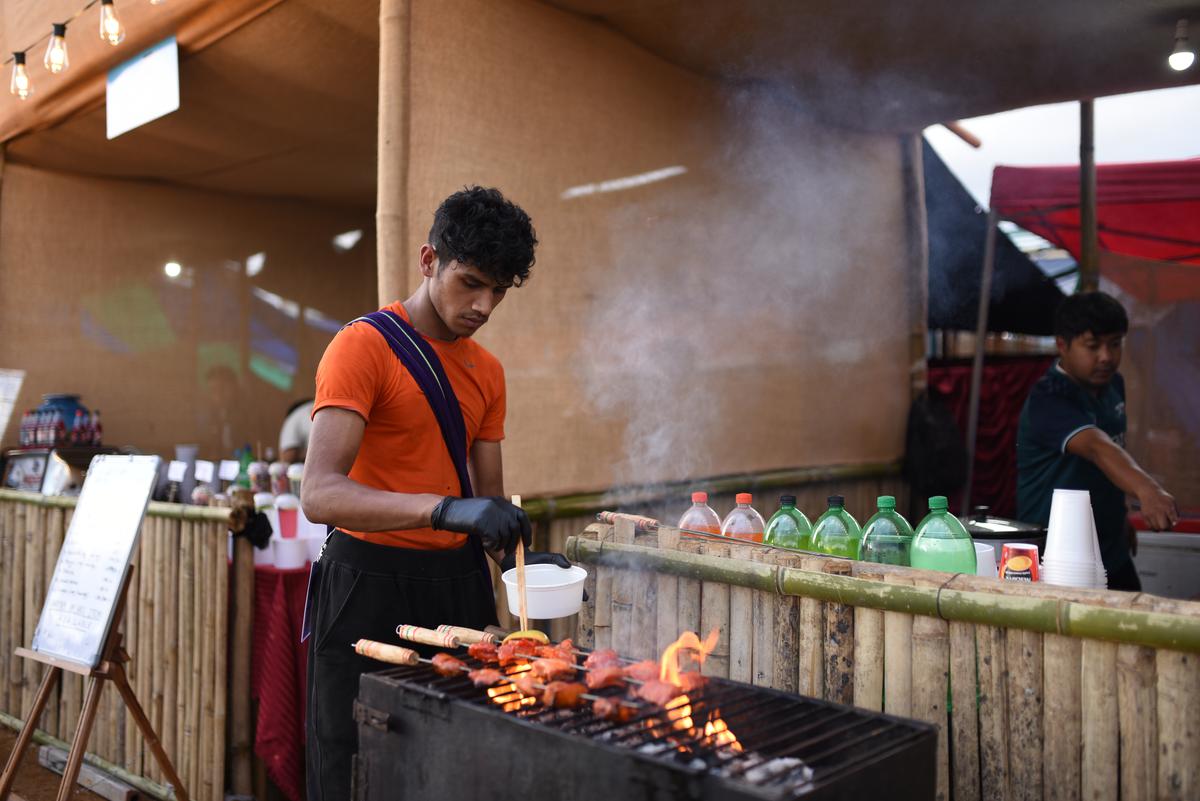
[352,647,936,800]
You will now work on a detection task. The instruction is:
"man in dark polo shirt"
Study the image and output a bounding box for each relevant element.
[1017,291,1178,591]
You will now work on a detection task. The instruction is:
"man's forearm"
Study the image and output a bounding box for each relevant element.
[301,473,442,532]
[1087,437,1161,498]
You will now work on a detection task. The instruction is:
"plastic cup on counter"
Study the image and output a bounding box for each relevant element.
[974,542,998,577]
[275,493,300,539]
[287,463,304,496]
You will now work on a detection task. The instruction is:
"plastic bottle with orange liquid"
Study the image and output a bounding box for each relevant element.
[677,491,722,535]
[720,493,766,543]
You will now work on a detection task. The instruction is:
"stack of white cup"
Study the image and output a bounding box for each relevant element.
[1041,489,1107,588]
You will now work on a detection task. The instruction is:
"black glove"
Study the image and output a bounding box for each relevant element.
[500,550,571,572]
[430,496,531,554]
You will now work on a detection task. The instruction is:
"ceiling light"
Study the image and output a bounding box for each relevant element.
[43,24,69,73]
[246,252,266,276]
[164,261,182,278]
[9,52,32,99]
[99,0,125,46]
[1169,20,1195,72]
[332,229,363,252]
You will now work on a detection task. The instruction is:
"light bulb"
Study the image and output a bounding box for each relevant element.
[99,0,125,46]
[164,262,182,278]
[43,24,69,73]
[9,52,33,100]
[1170,19,1195,72]
[150,0,167,4]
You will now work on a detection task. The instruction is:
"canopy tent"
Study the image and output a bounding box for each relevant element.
[924,139,1064,334]
[991,158,1200,303]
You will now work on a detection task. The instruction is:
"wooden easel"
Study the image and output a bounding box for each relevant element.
[0,568,189,801]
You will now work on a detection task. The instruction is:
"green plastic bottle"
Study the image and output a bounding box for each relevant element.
[910,495,977,574]
[810,495,861,558]
[859,496,915,566]
[764,495,812,549]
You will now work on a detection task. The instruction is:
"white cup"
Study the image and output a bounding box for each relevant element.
[1045,489,1102,565]
[273,536,309,570]
[974,543,998,577]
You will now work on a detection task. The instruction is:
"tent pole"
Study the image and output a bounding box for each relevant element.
[1079,99,1099,292]
[376,0,412,305]
[901,134,930,400]
[963,208,998,514]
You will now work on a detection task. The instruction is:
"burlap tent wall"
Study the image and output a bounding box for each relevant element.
[382,0,920,497]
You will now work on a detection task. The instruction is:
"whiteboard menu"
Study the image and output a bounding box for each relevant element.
[32,455,161,667]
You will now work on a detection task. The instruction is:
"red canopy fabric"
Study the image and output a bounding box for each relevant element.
[990,158,1200,302]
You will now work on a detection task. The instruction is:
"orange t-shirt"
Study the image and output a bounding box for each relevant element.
[313,301,506,549]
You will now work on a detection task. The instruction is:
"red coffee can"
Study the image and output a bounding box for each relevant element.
[999,543,1040,582]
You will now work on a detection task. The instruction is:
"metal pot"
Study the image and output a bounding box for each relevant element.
[959,506,1047,553]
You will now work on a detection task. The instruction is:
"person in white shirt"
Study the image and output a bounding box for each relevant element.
[278,399,314,463]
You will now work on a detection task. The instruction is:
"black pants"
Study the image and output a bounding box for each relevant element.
[1106,558,1142,592]
[305,531,497,801]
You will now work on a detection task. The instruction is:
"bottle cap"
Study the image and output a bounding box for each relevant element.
[780,495,796,506]
[877,495,896,510]
[735,492,753,505]
[827,495,844,507]
[691,491,708,503]
[929,495,949,511]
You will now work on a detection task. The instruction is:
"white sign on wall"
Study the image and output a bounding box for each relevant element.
[106,36,180,140]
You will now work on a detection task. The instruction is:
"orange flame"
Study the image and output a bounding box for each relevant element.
[704,715,742,752]
[659,629,720,684]
[486,663,537,712]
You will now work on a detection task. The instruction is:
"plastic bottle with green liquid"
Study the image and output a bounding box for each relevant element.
[809,495,861,558]
[910,495,977,574]
[764,495,812,549]
[859,495,915,566]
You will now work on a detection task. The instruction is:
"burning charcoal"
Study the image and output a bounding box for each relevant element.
[540,681,586,709]
[498,638,540,666]
[623,660,660,683]
[430,653,466,677]
[636,679,682,707]
[468,668,504,687]
[513,674,540,698]
[468,641,499,663]
[743,757,811,785]
[530,658,575,682]
[584,648,621,670]
[585,666,626,691]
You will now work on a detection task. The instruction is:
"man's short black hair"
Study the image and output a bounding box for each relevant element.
[1053,291,1128,342]
[428,186,537,287]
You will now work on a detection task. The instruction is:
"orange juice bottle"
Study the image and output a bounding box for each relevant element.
[721,493,766,543]
[678,491,722,535]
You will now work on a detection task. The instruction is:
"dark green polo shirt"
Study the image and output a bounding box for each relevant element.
[1016,363,1129,571]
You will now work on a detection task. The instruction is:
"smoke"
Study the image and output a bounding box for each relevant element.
[572,81,907,499]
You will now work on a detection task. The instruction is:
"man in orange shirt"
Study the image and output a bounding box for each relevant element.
[301,187,568,800]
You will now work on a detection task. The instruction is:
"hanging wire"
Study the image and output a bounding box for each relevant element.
[4,0,103,66]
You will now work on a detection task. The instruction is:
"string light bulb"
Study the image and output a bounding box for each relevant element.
[9,52,33,99]
[1169,20,1195,71]
[99,0,125,46]
[43,23,69,73]
[150,0,167,4]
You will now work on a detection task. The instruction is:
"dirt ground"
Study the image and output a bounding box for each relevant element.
[0,728,103,800]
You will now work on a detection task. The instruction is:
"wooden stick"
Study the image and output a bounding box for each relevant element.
[200,524,217,801]
[150,516,168,784]
[512,495,530,634]
[750,549,775,688]
[913,612,950,801]
[1156,648,1200,801]
[797,557,826,697]
[42,508,65,739]
[8,501,26,715]
[676,538,703,640]
[1080,639,1117,801]
[122,538,141,771]
[1043,633,1081,801]
[24,505,47,727]
[822,560,853,705]
[591,523,613,651]
[176,518,195,789]
[629,530,658,663]
[610,517,635,657]
[853,569,884,712]
[1006,628,1044,801]
[1117,642,1157,801]
[188,523,205,798]
[0,501,13,715]
[655,526,681,658]
[161,519,181,786]
[136,521,155,778]
[229,522,254,796]
[574,527,599,648]
[949,621,981,801]
[212,522,229,801]
[727,544,754,683]
[699,540,730,678]
[771,554,800,693]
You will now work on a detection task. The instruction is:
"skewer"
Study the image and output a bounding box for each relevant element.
[351,640,643,709]
[513,494,531,635]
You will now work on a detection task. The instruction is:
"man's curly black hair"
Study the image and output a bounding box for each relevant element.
[428,186,538,287]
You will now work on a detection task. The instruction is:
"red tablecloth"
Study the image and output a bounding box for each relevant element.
[251,565,310,801]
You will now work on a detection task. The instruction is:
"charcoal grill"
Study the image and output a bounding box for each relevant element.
[352,647,935,800]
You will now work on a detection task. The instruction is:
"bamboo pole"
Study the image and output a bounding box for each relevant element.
[699,541,730,678]
[151,516,168,784]
[212,523,229,801]
[1156,649,1200,801]
[8,501,26,715]
[42,508,64,739]
[1043,634,1081,801]
[822,560,853,705]
[797,556,826,697]
[1117,643,1157,801]
[161,519,181,785]
[728,544,754,683]
[913,613,950,801]
[189,523,207,799]
[771,554,800,693]
[750,550,775,688]
[177,518,195,789]
[676,538,702,639]
[136,521,156,778]
[23,505,46,725]
[592,524,614,651]
[853,569,884,712]
[883,574,914,718]
[229,528,254,796]
[609,517,635,658]
[629,530,658,663]
[0,501,13,714]
[655,526,681,656]
[123,535,141,773]
[1080,640,1117,801]
[575,526,599,647]
[950,620,981,801]
[1006,629,1044,801]
[201,528,217,801]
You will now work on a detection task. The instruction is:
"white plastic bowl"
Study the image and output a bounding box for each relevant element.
[501,564,588,619]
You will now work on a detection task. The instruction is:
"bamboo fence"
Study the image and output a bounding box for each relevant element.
[568,519,1200,801]
[0,489,243,801]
